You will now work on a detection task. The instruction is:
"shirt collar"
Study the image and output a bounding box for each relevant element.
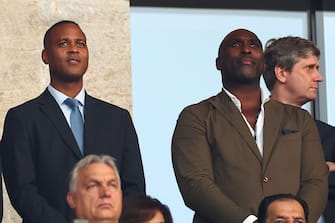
[222,87,270,112]
[47,85,85,107]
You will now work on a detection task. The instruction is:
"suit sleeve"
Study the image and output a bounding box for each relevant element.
[119,111,146,196]
[298,113,329,223]
[172,108,250,223]
[1,109,68,223]
[316,121,335,203]
[328,137,335,202]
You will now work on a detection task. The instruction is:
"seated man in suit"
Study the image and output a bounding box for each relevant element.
[67,154,122,223]
[263,36,335,222]
[1,20,145,223]
[257,194,309,223]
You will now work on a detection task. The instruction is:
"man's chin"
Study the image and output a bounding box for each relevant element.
[92,210,117,221]
[62,74,84,83]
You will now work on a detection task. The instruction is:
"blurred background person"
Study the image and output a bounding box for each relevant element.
[257,193,308,223]
[120,195,173,223]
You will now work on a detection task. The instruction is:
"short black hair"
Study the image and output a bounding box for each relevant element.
[43,20,80,48]
[120,195,173,223]
[257,193,309,223]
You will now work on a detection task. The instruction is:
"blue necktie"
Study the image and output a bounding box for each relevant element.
[65,98,84,154]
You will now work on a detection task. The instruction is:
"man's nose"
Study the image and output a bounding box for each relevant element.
[315,70,324,82]
[68,43,79,53]
[241,43,251,54]
[99,185,112,197]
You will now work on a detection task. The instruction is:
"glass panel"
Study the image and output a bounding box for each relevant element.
[323,12,335,125]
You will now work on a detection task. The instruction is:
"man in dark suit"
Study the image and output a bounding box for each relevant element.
[0,159,2,222]
[0,20,145,223]
[171,29,328,223]
[263,36,335,223]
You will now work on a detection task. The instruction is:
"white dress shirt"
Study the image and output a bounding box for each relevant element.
[223,87,270,223]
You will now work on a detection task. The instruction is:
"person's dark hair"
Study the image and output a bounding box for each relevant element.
[263,36,320,91]
[120,195,173,223]
[43,20,81,48]
[257,193,309,223]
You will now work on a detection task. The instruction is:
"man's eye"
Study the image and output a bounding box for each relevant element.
[58,41,68,47]
[250,43,260,48]
[109,182,118,188]
[232,42,241,47]
[306,65,317,72]
[87,183,97,190]
[77,41,86,48]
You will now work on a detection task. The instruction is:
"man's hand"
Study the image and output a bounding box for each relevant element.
[326,161,335,172]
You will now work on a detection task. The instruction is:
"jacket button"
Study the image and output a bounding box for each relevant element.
[263,176,269,183]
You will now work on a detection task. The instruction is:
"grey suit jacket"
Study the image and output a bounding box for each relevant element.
[172,91,328,223]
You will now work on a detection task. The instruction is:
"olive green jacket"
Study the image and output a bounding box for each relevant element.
[172,90,328,223]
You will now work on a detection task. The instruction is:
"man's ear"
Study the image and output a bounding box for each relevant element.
[274,66,287,83]
[216,57,222,71]
[66,192,76,208]
[41,49,49,65]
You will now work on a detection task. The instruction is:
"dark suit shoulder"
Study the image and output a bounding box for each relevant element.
[315,119,335,140]
[315,120,335,161]
[315,120,335,134]
[180,94,219,118]
[84,94,133,130]
[85,94,129,114]
[6,92,49,115]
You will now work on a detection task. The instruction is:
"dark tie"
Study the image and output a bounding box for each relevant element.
[64,98,84,154]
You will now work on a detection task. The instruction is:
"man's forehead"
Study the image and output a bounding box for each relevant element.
[269,199,304,211]
[224,29,260,43]
[50,24,86,39]
[81,163,115,176]
[296,55,319,65]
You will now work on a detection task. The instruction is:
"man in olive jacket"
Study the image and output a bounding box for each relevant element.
[171,29,328,223]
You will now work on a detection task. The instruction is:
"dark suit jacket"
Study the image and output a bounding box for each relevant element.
[316,120,335,223]
[172,91,328,223]
[0,89,145,223]
[0,158,2,222]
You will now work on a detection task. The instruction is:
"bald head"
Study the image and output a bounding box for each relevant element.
[218,29,262,58]
[215,29,264,88]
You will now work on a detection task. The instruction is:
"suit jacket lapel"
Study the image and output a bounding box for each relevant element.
[210,91,262,162]
[83,94,101,155]
[262,99,283,170]
[38,89,82,158]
